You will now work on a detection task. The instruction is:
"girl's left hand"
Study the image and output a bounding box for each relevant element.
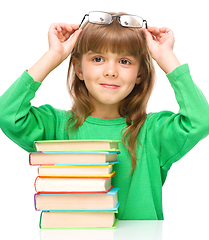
[143,27,174,61]
[143,27,180,73]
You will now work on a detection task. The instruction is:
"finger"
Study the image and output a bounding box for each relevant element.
[63,31,72,41]
[145,27,160,41]
[69,29,82,44]
[146,26,160,35]
[62,24,79,38]
[155,27,174,40]
[63,25,80,42]
[147,27,173,43]
[143,28,155,42]
[69,24,80,31]
[159,27,172,34]
[53,23,80,42]
[58,23,80,33]
[63,28,82,51]
[158,28,174,42]
[51,23,79,35]
[147,27,169,38]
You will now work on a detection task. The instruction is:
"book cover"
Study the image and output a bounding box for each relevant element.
[34,188,119,211]
[38,168,115,178]
[34,174,114,193]
[39,210,118,229]
[29,150,120,166]
[34,140,121,152]
[37,164,115,177]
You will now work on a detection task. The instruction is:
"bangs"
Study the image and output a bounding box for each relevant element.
[76,19,145,57]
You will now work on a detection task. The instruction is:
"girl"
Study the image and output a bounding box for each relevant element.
[0,11,209,220]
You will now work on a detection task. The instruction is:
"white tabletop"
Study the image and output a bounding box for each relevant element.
[39,220,209,240]
[1,135,209,240]
[1,207,209,240]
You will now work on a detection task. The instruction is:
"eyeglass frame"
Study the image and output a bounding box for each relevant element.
[80,11,147,29]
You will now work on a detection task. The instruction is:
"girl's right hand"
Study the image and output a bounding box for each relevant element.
[28,23,82,82]
[48,23,82,63]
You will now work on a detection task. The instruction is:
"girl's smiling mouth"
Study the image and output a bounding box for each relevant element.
[100,83,120,89]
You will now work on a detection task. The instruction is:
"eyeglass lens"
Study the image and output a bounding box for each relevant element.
[89,12,112,25]
[119,15,143,28]
[84,11,145,28]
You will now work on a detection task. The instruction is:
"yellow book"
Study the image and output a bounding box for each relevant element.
[38,165,114,177]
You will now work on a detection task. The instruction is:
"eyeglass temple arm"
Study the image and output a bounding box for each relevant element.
[80,14,89,27]
[143,20,147,29]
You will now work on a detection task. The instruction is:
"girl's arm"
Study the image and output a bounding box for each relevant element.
[143,27,180,74]
[28,23,82,82]
[143,27,209,181]
[0,23,82,151]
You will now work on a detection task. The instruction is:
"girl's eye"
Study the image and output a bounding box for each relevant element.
[120,59,131,65]
[93,57,104,63]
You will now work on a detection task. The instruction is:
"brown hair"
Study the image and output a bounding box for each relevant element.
[67,12,155,171]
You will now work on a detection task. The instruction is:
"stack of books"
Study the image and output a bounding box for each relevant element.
[29,140,121,229]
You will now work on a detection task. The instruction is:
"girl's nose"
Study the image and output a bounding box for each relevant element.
[103,63,118,78]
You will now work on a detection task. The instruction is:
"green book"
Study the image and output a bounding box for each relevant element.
[34,140,121,152]
[39,210,118,229]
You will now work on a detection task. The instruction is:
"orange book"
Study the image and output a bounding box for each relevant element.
[34,173,114,193]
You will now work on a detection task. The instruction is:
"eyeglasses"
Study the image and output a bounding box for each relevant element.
[80,11,147,29]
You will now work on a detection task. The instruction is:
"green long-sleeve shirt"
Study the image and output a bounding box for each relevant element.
[0,64,209,220]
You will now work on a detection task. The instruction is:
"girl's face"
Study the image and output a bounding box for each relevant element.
[74,51,141,117]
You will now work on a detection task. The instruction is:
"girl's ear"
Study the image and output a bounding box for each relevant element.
[73,58,84,80]
[135,73,142,85]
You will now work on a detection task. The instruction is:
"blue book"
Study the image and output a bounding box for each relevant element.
[35,188,120,211]
[29,150,121,166]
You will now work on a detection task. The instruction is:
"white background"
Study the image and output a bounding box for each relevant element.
[0,1,209,239]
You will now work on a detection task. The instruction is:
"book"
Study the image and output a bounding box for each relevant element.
[35,188,119,211]
[40,226,116,239]
[29,151,120,165]
[34,174,114,193]
[37,164,114,177]
[34,140,121,152]
[30,139,121,230]
[39,211,118,229]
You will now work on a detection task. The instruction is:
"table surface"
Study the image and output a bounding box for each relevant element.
[1,208,209,240]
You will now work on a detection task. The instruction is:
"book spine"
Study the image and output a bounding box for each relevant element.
[35,200,120,212]
[29,153,32,165]
[34,193,38,211]
[36,186,114,194]
[34,176,38,193]
[39,211,118,229]
[39,211,43,229]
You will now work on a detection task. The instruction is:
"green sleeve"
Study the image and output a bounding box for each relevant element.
[0,71,67,152]
[146,64,209,179]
